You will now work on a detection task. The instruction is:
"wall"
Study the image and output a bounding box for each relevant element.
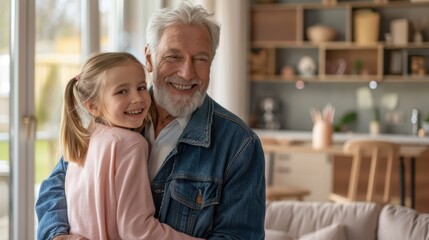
[211,0,249,121]
[250,82,429,135]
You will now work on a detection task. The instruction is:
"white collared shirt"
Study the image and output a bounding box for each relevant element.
[145,115,191,181]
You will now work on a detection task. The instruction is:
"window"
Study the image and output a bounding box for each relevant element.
[3,0,156,238]
[34,0,82,192]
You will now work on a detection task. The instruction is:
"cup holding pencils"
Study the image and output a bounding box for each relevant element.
[311,104,335,149]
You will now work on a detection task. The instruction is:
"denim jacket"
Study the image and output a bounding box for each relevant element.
[35,96,266,240]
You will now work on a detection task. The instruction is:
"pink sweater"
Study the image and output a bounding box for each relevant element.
[65,124,201,240]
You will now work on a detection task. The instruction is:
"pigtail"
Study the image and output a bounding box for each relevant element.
[59,76,91,166]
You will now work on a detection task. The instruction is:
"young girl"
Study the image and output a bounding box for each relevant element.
[60,52,201,240]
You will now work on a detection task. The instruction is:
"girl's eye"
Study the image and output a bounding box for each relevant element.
[116,89,128,95]
[137,85,147,91]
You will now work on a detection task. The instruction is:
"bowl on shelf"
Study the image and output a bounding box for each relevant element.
[307,25,337,43]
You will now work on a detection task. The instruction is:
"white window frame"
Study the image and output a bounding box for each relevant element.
[10,0,36,238]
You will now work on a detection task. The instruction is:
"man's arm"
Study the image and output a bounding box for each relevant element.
[35,158,70,240]
[210,137,266,239]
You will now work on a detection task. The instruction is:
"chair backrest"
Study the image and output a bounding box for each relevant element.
[343,139,399,203]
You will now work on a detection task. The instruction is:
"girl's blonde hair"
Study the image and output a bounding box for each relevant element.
[60,52,145,166]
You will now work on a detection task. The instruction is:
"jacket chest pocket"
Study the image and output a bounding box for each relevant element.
[167,178,222,236]
[170,178,221,209]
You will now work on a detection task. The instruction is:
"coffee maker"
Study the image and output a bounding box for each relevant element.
[259,97,281,130]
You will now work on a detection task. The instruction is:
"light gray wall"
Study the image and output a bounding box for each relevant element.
[250,82,429,135]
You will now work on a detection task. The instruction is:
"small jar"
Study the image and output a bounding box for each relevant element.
[312,121,333,149]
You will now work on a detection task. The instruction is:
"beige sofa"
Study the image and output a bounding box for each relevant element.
[265,201,429,240]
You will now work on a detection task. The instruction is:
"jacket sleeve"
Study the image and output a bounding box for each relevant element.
[209,136,266,240]
[35,158,70,240]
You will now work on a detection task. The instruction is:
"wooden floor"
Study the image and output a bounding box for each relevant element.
[333,149,429,213]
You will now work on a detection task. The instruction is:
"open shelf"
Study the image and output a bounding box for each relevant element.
[250,0,429,82]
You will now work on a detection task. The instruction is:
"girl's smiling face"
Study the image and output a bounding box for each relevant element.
[89,62,151,129]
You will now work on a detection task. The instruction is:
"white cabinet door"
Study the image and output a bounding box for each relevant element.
[267,153,332,201]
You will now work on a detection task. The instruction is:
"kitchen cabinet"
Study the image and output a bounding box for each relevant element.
[258,130,429,212]
[250,0,429,83]
[267,152,332,201]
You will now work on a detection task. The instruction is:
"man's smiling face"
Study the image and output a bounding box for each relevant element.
[150,23,212,117]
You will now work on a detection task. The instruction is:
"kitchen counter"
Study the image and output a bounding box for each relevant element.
[254,129,429,146]
[256,129,429,208]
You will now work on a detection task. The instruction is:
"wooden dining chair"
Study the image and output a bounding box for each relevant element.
[329,139,399,204]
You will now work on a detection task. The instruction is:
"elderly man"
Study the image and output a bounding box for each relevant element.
[36,2,265,239]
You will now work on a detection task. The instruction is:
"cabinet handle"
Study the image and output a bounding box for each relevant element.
[277,166,291,174]
[275,153,290,161]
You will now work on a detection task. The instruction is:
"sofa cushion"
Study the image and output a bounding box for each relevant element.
[266,223,347,240]
[265,229,294,240]
[299,223,347,240]
[265,201,382,240]
[378,204,429,240]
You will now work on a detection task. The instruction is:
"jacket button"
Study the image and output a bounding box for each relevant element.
[196,192,202,205]
[154,188,164,194]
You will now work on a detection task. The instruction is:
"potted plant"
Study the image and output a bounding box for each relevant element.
[334,111,357,132]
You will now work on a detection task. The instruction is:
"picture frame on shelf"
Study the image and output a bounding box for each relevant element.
[407,49,429,76]
[410,55,427,76]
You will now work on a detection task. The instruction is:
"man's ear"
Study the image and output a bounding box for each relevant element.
[84,101,102,117]
[145,45,153,72]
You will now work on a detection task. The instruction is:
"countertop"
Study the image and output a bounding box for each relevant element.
[254,129,429,146]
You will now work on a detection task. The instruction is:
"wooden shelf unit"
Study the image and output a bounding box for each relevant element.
[250,0,429,82]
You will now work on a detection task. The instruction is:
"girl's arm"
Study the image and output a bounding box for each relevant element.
[115,137,202,240]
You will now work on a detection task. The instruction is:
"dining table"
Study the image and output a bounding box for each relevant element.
[261,136,429,209]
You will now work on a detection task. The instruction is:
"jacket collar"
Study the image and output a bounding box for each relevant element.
[178,95,213,148]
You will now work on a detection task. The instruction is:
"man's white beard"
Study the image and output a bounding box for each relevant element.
[153,72,205,117]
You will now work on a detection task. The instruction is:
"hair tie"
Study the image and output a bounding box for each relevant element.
[75,75,80,81]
